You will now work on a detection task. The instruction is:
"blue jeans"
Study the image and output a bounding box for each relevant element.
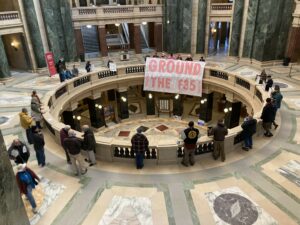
[244,135,253,148]
[136,152,144,168]
[26,185,37,209]
[36,147,45,166]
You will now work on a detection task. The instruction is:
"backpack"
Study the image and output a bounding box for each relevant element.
[18,171,32,185]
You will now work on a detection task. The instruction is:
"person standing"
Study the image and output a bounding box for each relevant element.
[209,119,228,162]
[85,61,92,72]
[16,164,40,214]
[185,54,193,61]
[181,121,200,167]
[32,128,46,167]
[131,128,149,169]
[271,85,283,129]
[8,139,30,164]
[60,125,71,164]
[265,75,273,92]
[31,93,43,129]
[63,130,88,176]
[199,56,205,62]
[19,108,34,144]
[261,98,274,137]
[82,125,96,166]
[71,65,79,77]
[241,115,257,151]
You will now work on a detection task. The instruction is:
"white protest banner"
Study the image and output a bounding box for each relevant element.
[144,58,205,97]
[109,63,117,72]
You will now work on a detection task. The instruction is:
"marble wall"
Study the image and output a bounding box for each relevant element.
[242,0,294,61]
[0,131,30,225]
[40,0,77,62]
[196,0,207,54]
[163,0,192,53]
[0,37,11,79]
[22,0,46,68]
[229,0,244,57]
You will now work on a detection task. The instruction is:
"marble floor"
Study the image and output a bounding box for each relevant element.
[1,57,300,225]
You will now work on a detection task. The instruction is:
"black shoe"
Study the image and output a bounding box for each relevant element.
[266,133,273,137]
[242,147,249,151]
[84,159,91,163]
[81,169,88,175]
[190,163,195,166]
[274,124,278,130]
[89,163,96,167]
[249,146,253,149]
[67,161,72,165]
[181,162,188,167]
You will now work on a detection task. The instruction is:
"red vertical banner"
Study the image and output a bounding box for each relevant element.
[45,52,57,76]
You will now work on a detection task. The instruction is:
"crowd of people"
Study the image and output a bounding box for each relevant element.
[55,57,80,82]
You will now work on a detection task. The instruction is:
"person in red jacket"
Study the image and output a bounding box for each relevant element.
[16,164,40,213]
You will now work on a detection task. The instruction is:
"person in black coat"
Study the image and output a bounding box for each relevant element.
[261,98,275,137]
[8,139,30,164]
[32,127,46,167]
[265,75,273,92]
[241,115,257,151]
[85,61,92,72]
[82,125,96,166]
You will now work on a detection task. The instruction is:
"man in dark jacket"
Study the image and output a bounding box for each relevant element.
[63,130,87,176]
[241,115,257,151]
[82,125,96,166]
[32,127,46,167]
[181,121,200,167]
[209,119,228,162]
[8,139,30,164]
[60,125,71,164]
[131,128,149,169]
[16,164,40,213]
[265,75,273,92]
[261,98,275,137]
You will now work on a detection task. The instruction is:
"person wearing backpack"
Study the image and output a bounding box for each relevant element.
[16,164,40,213]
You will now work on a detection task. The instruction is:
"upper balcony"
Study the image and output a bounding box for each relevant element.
[210,3,233,18]
[0,11,23,35]
[71,4,163,27]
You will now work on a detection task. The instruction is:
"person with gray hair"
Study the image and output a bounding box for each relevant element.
[271,85,283,129]
[82,125,96,166]
[131,127,149,169]
[60,125,71,164]
[63,129,87,176]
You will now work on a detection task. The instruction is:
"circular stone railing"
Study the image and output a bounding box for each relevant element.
[42,63,268,164]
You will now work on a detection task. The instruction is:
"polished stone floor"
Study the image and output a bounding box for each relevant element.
[1,57,300,225]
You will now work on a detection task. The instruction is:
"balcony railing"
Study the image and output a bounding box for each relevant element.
[72,5,163,24]
[210,3,233,16]
[0,11,22,27]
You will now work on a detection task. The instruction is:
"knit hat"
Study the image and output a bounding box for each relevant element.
[64,125,71,131]
[17,163,26,172]
[68,129,76,137]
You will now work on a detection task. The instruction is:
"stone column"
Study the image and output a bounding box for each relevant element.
[128,23,135,49]
[0,37,11,79]
[59,0,77,62]
[87,97,105,128]
[98,26,108,57]
[191,0,199,55]
[286,1,300,62]
[199,92,213,122]
[0,131,30,225]
[286,27,300,62]
[134,24,142,54]
[146,92,155,115]
[154,23,163,52]
[22,0,46,67]
[229,0,244,57]
[74,28,85,61]
[148,22,155,48]
[196,0,208,54]
[117,89,129,119]
[32,0,49,52]
[224,101,241,129]
[173,94,183,117]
